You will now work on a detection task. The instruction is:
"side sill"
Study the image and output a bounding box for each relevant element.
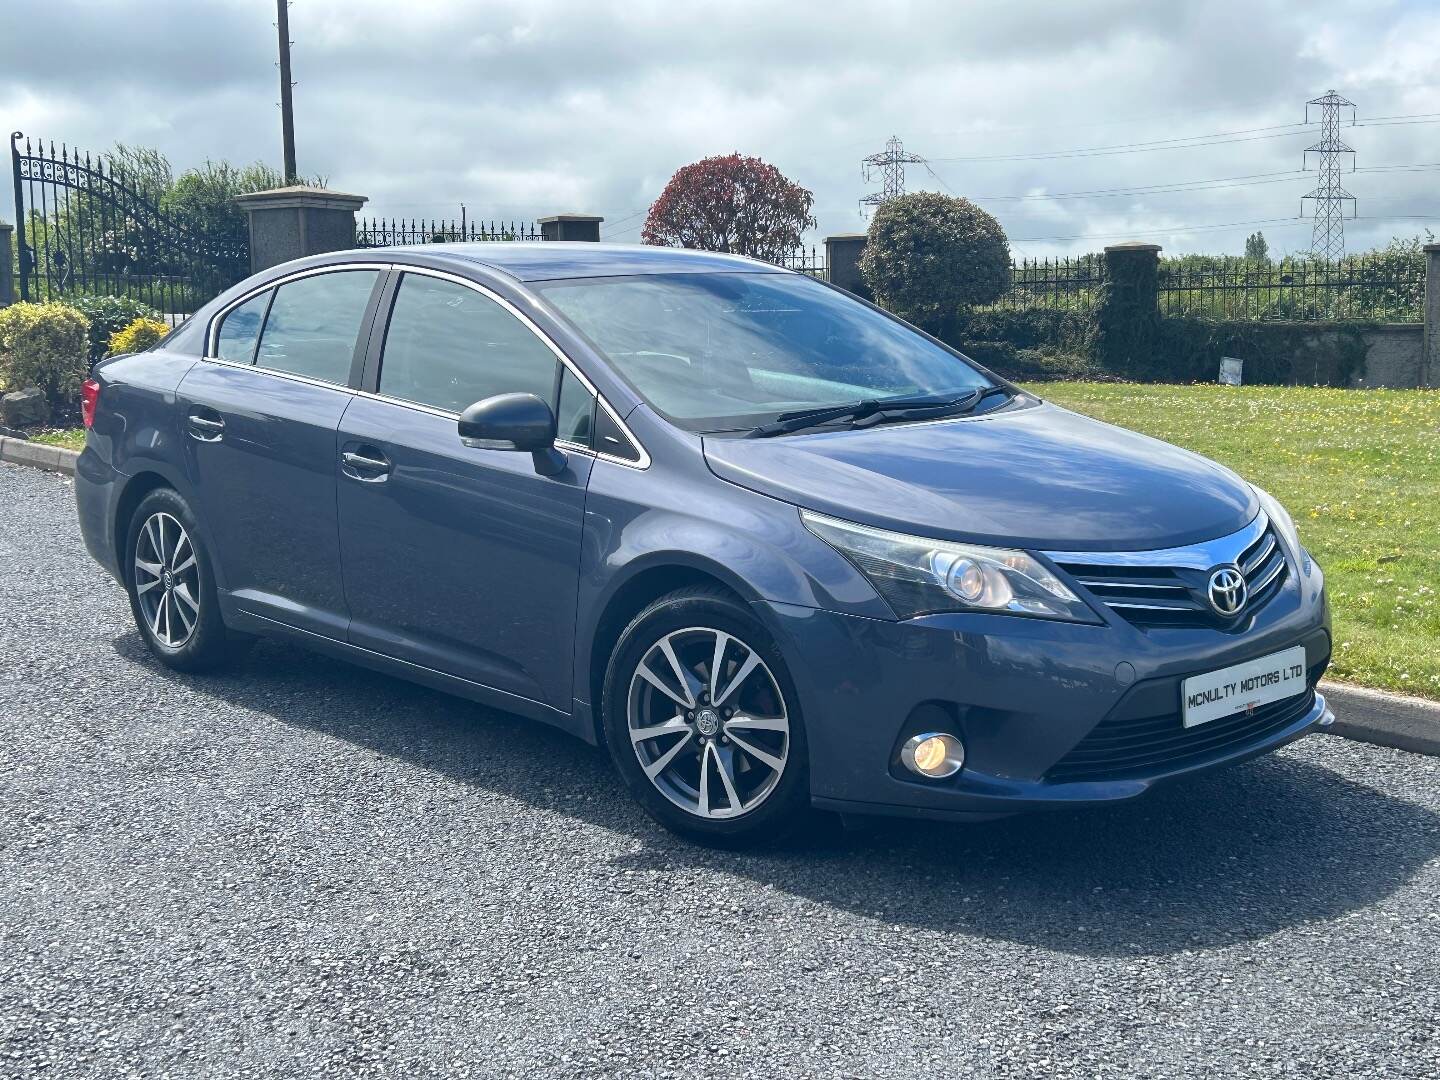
[225,607,590,742]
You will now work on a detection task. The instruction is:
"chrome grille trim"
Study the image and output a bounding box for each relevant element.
[1241,533,1277,575]
[1076,581,1189,592]
[1044,512,1268,571]
[1045,513,1290,628]
[1250,554,1285,595]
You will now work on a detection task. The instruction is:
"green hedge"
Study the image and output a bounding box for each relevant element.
[938,303,1369,386]
[937,308,1102,382]
[1145,317,1369,386]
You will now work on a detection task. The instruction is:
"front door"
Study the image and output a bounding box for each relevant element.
[178,267,381,639]
[336,271,596,711]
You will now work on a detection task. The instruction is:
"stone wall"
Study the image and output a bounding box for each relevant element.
[1351,325,1426,389]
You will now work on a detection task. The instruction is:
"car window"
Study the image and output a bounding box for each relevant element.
[255,270,378,385]
[555,366,595,448]
[378,274,558,414]
[215,290,270,364]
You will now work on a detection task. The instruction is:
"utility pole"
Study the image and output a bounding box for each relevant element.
[1301,90,1356,260]
[276,0,297,183]
[860,135,924,216]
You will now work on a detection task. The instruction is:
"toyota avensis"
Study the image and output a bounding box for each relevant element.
[75,243,1334,845]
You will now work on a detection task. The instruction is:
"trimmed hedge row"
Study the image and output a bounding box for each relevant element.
[933,304,1370,386]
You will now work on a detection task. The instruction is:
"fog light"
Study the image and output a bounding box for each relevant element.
[900,732,965,778]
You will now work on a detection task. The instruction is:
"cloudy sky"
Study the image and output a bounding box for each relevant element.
[4,0,1439,257]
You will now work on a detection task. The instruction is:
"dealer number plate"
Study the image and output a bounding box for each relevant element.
[1181,646,1308,729]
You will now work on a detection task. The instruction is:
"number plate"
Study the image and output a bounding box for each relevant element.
[1181,646,1308,729]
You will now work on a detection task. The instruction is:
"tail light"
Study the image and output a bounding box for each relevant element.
[81,377,100,428]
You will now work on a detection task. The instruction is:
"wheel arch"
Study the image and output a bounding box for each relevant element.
[113,471,176,575]
[111,465,226,591]
[584,556,756,745]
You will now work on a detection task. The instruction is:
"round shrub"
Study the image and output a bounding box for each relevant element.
[68,296,163,366]
[0,302,91,407]
[860,192,1011,326]
[108,317,171,356]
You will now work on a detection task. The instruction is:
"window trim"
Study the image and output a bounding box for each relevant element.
[202,261,649,471]
[362,265,650,470]
[213,287,275,366]
[206,263,392,373]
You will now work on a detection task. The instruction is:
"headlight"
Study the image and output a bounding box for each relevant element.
[1252,486,1311,574]
[801,510,1097,622]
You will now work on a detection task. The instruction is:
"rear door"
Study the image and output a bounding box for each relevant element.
[336,270,595,710]
[178,266,385,639]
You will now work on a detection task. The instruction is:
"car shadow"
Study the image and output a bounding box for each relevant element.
[113,632,1440,959]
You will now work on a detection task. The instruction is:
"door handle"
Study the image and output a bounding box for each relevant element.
[341,449,392,476]
[187,411,225,441]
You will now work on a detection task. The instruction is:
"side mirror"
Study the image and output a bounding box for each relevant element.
[457,392,566,476]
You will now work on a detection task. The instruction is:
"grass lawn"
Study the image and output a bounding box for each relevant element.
[1034,382,1440,700]
[26,428,86,452]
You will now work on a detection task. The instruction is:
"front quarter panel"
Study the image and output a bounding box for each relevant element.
[573,407,894,710]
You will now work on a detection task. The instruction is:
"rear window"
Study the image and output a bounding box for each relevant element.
[254,271,378,385]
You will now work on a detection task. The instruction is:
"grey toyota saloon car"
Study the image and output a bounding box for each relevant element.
[75,243,1333,845]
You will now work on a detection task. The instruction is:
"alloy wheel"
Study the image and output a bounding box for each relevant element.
[627,626,790,819]
[133,511,201,649]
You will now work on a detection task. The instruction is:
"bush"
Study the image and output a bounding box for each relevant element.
[67,295,163,366]
[860,192,1010,328]
[108,317,170,356]
[951,308,1094,355]
[957,340,1106,382]
[0,302,91,407]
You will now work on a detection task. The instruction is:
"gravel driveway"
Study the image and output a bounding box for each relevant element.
[2,461,1438,1079]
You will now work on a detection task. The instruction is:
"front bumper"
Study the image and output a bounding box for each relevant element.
[757,569,1331,821]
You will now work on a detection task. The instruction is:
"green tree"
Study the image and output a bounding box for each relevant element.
[859,192,1010,327]
[105,143,174,205]
[162,160,291,241]
[1244,231,1270,263]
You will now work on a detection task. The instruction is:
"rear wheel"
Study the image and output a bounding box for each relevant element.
[124,487,244,672]
[602,586,809,846]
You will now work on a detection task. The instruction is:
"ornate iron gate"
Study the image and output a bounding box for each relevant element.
[10,133,250,314]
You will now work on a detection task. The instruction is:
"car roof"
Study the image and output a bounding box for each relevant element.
[377,242,789,282]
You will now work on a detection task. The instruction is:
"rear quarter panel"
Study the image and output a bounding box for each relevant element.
[76,350,201,579]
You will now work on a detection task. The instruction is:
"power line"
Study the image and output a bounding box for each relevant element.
[929,124,1313,164]
[1009,209,1438,245]
[926,109,1440,164]
[1008,216,1305,243]
[918,161,1440,205]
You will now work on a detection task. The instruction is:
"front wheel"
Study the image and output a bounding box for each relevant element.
[602,587,810,847]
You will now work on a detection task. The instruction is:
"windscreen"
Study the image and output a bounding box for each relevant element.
[536,272,992,432]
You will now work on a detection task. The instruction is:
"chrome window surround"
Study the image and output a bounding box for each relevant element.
[203,262,650,470]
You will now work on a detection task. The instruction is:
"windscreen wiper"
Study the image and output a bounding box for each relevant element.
[744,386,1013,438]
[746,388,986,439]
[852,384,1016,428]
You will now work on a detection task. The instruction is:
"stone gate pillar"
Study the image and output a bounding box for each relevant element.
[233,186,369,273]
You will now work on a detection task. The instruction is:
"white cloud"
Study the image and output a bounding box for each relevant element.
[3,0,1437,256]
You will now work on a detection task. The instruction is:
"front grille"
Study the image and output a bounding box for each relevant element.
[1046,686,1316,784]
[1050,519,1289,629]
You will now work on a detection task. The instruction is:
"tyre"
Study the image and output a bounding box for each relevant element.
[124,487,245,672]
[602,586,810,847]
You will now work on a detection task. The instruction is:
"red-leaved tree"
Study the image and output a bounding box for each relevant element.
[642,153,816,262]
